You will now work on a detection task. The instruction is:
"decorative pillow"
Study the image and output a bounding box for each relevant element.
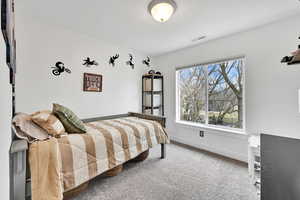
[52,103,86,133]
[12,113,49,143]
[31,110,65,137]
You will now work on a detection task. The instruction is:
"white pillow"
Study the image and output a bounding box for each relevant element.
[12,113,50,143]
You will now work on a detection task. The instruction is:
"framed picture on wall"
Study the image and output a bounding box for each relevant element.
[83,73,102,92]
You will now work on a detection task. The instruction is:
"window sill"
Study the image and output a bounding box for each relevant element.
[175,120,247,136]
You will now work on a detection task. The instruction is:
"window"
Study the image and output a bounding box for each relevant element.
[176,58,244,130]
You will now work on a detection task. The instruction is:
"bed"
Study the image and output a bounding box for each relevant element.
[10,112,168,200]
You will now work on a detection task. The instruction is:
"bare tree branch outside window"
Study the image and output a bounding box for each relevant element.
[178,59,244,129]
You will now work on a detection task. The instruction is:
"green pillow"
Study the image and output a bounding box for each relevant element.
[52,103,86,133]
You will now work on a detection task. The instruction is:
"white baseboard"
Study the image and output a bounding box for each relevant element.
[170,135,248,163]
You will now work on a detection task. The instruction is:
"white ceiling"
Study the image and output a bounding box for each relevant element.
[17,0,300,56]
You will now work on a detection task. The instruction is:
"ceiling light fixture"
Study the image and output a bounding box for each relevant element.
[148,0,177,23]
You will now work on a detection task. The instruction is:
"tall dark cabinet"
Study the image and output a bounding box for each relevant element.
[142,74,164,116]
[261,134,300,200]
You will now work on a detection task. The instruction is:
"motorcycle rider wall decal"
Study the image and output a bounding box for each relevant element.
[83,57,98,67]
[109,54,119,67]
[126,54,135,69]
[51,61,72,76]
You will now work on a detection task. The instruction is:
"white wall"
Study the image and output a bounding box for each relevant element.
[0,16,12,200]
[153,14,300,162]
[15,17,149,119]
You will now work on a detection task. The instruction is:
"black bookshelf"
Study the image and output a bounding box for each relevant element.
[142,74,164,116]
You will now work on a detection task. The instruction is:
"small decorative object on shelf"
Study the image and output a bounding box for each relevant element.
[281,36,300,65]
[51,62,71,76]
[83,73,102,92]
[143,56,151,67]
[148,70,155,74]
[126,54,135,69]
[109,54,119,67]
[148,70,162,75]
[83,57,98,67]
[142,73,164,116]
[248,135,261,197]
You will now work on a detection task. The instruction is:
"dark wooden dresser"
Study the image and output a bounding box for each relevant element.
[261,134,300,200]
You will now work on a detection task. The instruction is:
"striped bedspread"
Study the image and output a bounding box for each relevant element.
[29,117,169,200]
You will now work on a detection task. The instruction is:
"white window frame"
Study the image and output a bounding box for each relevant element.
[175,56,246,134]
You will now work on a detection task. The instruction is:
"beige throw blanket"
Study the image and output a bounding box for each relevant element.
[29,138,64,200]
[29,117,169,200]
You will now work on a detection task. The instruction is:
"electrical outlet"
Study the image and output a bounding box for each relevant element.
[199,130,205,137]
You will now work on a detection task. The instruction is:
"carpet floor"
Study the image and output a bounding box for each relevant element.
[72,143,259,200]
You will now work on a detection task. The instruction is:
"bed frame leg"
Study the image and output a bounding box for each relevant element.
[161,144,166,159]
